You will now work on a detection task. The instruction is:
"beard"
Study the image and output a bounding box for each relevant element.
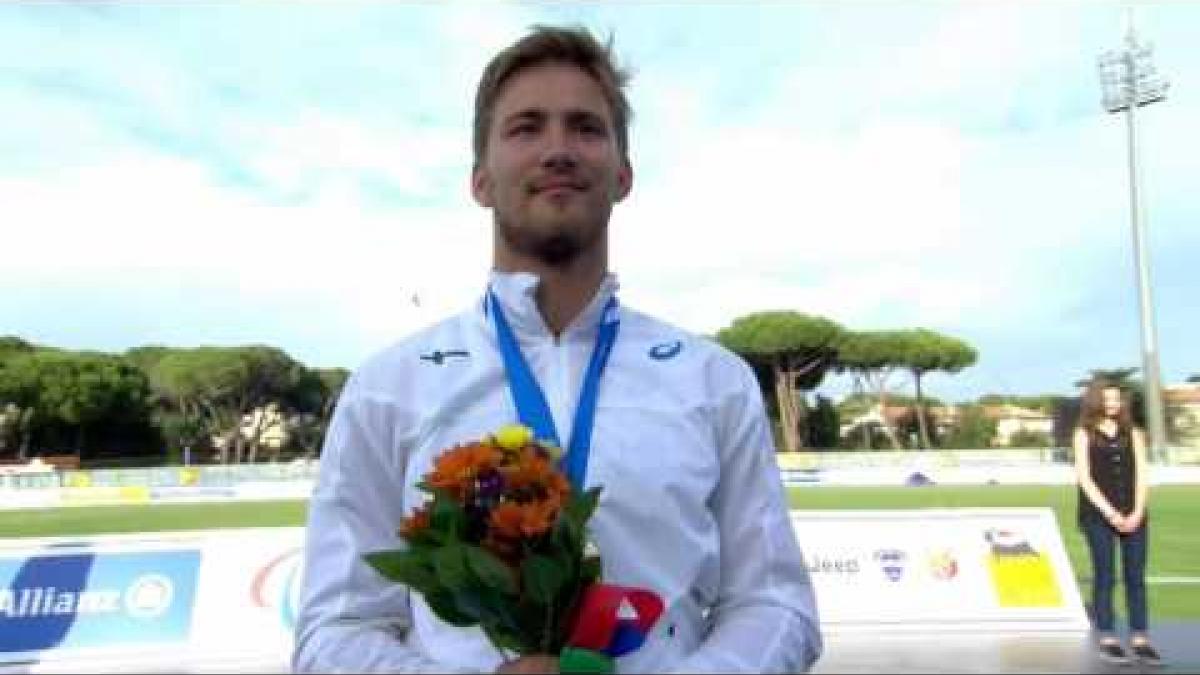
[496,212,606,267]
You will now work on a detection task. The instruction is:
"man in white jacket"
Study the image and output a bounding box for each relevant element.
[293,25,821,674]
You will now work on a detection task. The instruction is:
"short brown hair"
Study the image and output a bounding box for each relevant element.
[472,25,632,168]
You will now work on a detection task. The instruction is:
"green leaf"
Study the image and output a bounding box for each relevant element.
[551,541,577,585]
[465,545,518,595]
[433,544,470,591]
[565,486,602,530]
[424,590,478,627]
[455,586,521,635]
[560,647,615,674]
[431,492,466,537]
[581,555,603,585]
[522,554,567,604]
[364,550,438,591]
[481,620,529,655]
[554,508,582,550]
[405,526,446,547]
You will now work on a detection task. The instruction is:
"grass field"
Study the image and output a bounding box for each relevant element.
[1,485,1195,620]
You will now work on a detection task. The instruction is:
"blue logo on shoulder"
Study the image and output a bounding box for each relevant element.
[648,340,683,360]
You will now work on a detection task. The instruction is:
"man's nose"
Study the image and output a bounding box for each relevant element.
[539,126,579,171]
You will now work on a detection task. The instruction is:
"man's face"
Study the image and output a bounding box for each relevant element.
[472,62,632,267]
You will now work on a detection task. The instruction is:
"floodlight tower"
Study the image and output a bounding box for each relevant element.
[1096,10,1170,463]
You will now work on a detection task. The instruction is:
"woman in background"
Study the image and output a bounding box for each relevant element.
[1074,379,1161,665]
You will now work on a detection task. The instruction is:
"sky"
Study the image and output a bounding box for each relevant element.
[3,1,1198,404]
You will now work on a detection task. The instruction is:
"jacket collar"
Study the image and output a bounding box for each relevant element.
[485,270,620,341]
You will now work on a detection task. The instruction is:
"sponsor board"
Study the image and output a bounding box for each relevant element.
[0,547,200,660]
[148,486,239,502]
[790,508,1088,633]
[0,529,304,669]
[57,486,150,506]
[0,510,1088,670]
[186,528,304,657]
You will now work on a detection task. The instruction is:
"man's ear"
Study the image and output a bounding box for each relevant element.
[471,166,494,208]
[614,161,633,203]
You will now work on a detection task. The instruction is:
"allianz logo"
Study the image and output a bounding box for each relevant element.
[0,574,175,620]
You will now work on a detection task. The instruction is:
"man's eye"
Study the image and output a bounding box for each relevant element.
[509,124,536,136]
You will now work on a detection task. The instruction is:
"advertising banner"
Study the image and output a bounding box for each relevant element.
[0,529,304,671]
[790,508,1089,633]
[0,545,200,662]
[0,510,1088,671]
[186,528,304,661]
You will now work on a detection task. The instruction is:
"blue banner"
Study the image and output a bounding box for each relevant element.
[0,548,201,656]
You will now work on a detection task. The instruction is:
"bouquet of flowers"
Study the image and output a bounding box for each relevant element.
[365,424,660,670]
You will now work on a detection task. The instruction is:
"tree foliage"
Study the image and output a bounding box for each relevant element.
[0,337,348,465]
[834,330,912,450]
[285,367,351,457]
[940,404,996,449]
[0,336,38,360]
[1007,429,1053,448]
[977,394,1067,414]
[895,328,977,449]
[144,345,309,463]
[1074,367,1140,389]
[717,311,843,452]
[0,350,152,459]
[806,395,840,450]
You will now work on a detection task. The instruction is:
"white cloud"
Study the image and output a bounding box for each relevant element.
[242,111,467,200]
[3,147,492,353]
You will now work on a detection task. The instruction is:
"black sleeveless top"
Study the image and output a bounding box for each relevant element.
[1077,426,1139,525]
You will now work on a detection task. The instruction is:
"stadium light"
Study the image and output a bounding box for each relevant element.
[1096,10,1170,463]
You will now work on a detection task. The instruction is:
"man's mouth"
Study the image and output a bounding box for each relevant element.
[530,179,587,194]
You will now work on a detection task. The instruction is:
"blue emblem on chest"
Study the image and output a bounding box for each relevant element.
[648,340,683,360]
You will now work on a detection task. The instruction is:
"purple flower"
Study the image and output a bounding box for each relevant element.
[475,469,505,502]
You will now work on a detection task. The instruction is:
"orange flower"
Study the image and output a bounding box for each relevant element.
[489,498,560,540]
[426,442,503,497]
[399,505,432,539]
[501,449,556,491]
[489,502,526,540]
[545,471,571,503]
[522,499,560,537]
[482,531,519,563]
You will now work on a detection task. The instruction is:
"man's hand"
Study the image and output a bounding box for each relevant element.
[496,654,559,674]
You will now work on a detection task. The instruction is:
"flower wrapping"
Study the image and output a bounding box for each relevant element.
[365,424,647,659]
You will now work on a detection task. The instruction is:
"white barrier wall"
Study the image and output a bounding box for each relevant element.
[791,509,1089,634]
[780,464,1200,487]
[1,510,1088,672]
[0,481,315,510]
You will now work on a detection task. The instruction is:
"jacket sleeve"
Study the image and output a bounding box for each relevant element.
[670,361,823,673]
[291,378,479,674]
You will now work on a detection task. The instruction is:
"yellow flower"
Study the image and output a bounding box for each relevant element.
[495,424,533,452]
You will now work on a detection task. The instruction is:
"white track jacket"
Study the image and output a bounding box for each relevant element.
[293,271,822,673]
